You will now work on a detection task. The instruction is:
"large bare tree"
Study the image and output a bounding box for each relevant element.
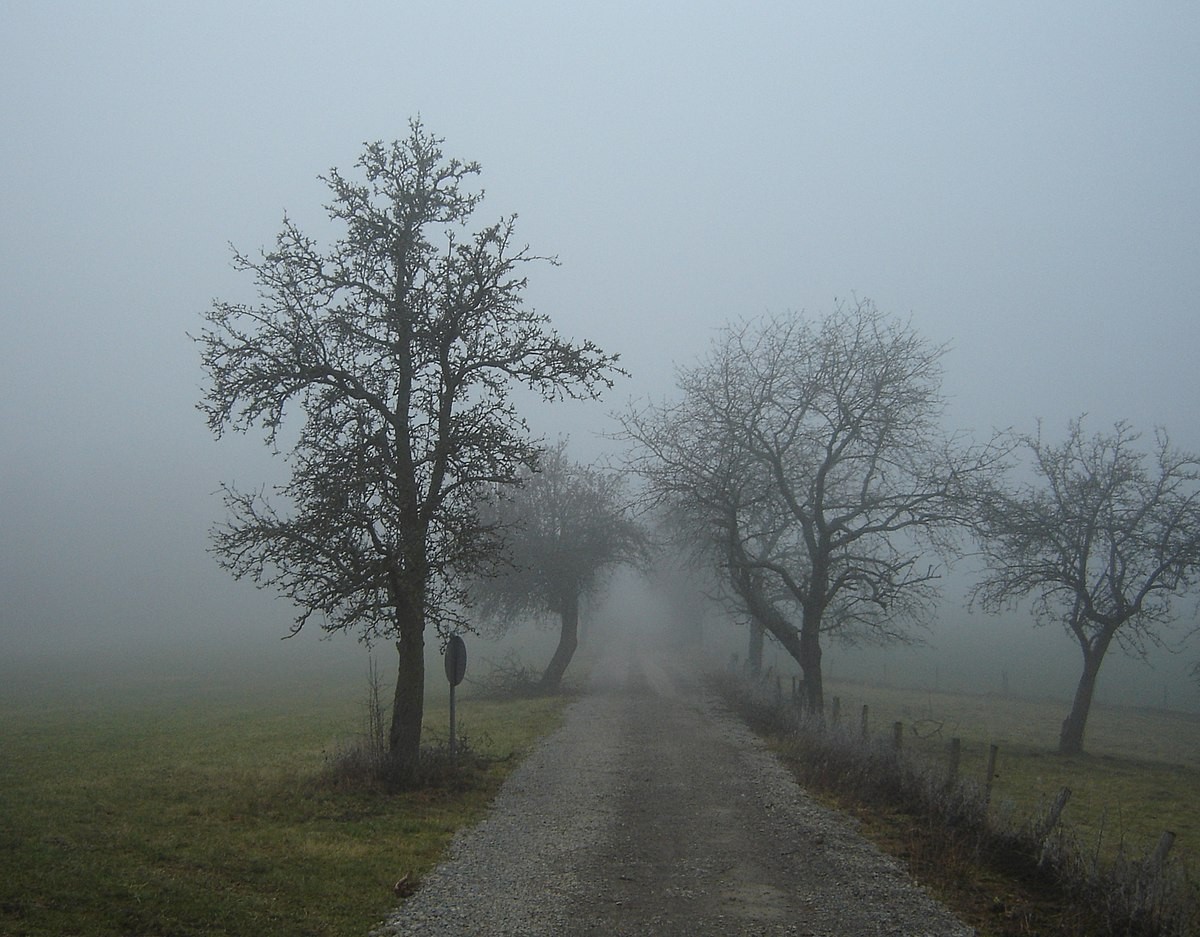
[973,417,1200,754]
[625,300,1001,711]
[473,440,645,691]
[195,121,620,773]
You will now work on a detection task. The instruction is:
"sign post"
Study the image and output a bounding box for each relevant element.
[444,635,467,756]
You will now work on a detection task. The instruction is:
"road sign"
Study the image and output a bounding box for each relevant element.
[445,635,467,687]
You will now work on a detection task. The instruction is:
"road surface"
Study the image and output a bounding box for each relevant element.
[372,640,972,936]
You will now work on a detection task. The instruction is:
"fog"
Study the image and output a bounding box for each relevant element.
[3,4,1198,710]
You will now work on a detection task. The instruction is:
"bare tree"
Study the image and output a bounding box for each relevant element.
[473,440,645,691]
[194,121,620,774]
[625,300,1001,711]
[621,357,792,676]
[973,417,1200,754]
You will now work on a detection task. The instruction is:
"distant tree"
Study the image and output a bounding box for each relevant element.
[625,300,1002,711]
[641,548,719,650]
[973,417,1200,755]
[194,121,620,774]
[622,362,786,676]
[474,440,645,691]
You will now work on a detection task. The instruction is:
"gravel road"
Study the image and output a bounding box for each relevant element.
[371,639,974,936]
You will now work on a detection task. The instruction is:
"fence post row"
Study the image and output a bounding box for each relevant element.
[745,678,1020,824]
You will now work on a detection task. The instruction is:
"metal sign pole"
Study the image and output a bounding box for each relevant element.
[444,635,467,757]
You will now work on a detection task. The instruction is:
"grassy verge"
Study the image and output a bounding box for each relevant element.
[820,678,1200,868]
[0,654,571,937]
[724,672,1199,937]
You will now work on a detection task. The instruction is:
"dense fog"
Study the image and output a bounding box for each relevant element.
[2,3,1199,713]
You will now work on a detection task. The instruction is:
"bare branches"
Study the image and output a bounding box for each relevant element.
[195,121,621,763]
[468,440,646,689]
[471,440,647,625]
[972,416,1200,752]
[621,299,1000,711]
[974,417,1200,643]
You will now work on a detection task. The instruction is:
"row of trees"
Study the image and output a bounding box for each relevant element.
[197,122,1200,770]
[619,302,1200,755]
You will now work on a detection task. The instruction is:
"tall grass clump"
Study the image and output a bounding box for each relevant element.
[322,656,392,786]
[717,670,1198,937]
[321,657,494,793]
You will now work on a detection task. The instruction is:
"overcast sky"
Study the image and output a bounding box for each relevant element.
[2,3,1198,690]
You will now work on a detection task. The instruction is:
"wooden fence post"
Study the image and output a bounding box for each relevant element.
[984,744,999,805]
[1033,786,1073,865]
[947,737,961,787]
[1150,830,1176,870]
[1139,830,1179,911]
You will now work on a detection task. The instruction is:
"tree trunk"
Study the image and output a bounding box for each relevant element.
[799,618,823,714]
[1059,631,1114,755]
[541,592,579,692]
[732,565,808,700]
[747,619,765,675]
[388,611,425,775]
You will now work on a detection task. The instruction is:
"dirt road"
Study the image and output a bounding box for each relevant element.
[372,640,972,936]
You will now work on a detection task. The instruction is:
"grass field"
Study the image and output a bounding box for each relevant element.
[0,648,571,937]
[6,646,1195,937]
[821,677,1200,868]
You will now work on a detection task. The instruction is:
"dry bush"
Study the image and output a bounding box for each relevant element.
[466,651,544,699]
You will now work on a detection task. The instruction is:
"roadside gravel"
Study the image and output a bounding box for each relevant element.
[370,641,974,936]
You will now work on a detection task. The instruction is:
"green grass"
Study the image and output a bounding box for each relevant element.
[0,652,570,937]
[822,678,1200,866]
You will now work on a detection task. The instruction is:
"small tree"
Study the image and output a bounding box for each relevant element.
[195,121,620,774]
[474,441,645,691]
[973,417,1200,754]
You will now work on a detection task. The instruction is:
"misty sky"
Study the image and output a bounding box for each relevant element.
[2,3,1198,698]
